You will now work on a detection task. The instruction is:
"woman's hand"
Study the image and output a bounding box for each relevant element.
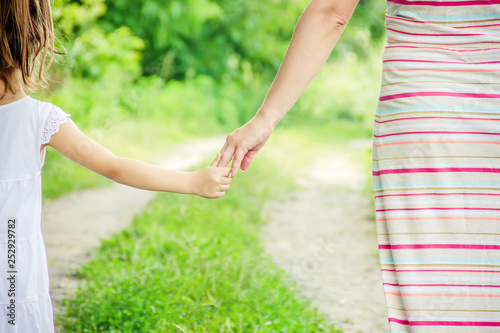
[190,154,232,198]
[216,0,358,177]
[217,114,274,178]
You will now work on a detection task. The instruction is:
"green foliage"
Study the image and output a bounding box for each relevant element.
[45,0,384,201]
[41,45,381,200]
[42,0,382,329]
[52,0,387,88]
[66,27,144,80]
[291,44,384,125]
[99,0,307,80]
[337,0,386,58]
[53,0,106,35]
[41,73,268,199]
[57,156,340,332]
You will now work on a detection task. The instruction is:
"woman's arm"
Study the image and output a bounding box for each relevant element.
[218,0,359,177]
[46,119,231,198]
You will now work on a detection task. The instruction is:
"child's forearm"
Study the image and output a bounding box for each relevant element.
[48,119,231,199]
[109,158,194,194]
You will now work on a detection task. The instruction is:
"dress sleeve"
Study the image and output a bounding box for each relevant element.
[40,105,71,145]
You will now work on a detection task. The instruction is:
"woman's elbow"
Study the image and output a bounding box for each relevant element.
[306,0,355,28]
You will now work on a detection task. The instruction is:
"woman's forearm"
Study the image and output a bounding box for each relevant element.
[257,0,359,127]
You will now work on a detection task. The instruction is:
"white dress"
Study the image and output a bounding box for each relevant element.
[0,96,69,332]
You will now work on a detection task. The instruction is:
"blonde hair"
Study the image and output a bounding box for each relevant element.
[0,0,57,95]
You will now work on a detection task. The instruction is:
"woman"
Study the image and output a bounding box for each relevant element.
[218,0,500,331]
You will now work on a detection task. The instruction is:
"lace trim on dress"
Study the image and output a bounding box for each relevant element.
[40,107,69,145]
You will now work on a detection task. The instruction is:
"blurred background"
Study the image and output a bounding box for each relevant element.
[41,0,386,198]
[41,0,388,331]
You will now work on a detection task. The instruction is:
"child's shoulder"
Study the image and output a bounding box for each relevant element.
[28,97,59,113]
[4,95,54,114]
[1,97,69,130]
[21,97,67,120]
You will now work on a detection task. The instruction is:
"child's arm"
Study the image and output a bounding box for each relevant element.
[44,119,231,198]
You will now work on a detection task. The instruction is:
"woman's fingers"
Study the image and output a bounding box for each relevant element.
[230,149,246,178]
[240,151,257,171]
[218,141,235,168]
[211,153,222,167]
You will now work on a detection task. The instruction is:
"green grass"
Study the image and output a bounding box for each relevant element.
[56,147,342,332]
[44,51,379,330]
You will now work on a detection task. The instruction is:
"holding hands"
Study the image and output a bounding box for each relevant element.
[202,0,358,189]
[191,154,232,198]
[193,114,273,199]
[217,115,274,178]
[192,114,274,199]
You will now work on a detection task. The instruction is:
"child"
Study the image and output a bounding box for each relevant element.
[0,1,231,332]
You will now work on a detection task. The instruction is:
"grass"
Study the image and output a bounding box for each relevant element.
[56,131,347,332]
[54,123,371,332]
[43,51,380,330]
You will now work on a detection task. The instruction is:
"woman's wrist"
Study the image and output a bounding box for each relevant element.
[254,107,283,128]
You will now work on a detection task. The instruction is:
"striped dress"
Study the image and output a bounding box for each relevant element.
[372,0,500,331]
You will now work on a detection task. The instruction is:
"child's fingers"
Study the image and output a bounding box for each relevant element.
[213,191,226,199]
[218,167,231,177]
[211,153,222,167]
[220,177,231,185]
[219,185,230,191]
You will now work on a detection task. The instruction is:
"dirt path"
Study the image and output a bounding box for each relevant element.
[43,135,388,332]
[41,136,225,318]
[262,139,389,333]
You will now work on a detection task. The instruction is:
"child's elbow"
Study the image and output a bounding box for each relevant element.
[102,158,124,183]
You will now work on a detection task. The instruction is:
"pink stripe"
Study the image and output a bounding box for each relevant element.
[383,59,500,65]
[380,244,500,250]
[375,116,500,123]
[389,318,500,326]
[387,37,500,45]
[373,167,500,176]
[386,15,432,24]
[376,216,500,221]
[381,269,500,273]
[376,207,500,212]
[374,192,500,199]
[456,23,500,29]
[385,283,500,288]
[373,140,500,148]
[383,68,500,72]
[386,45,500,52]
[380,91,500,101]
[386,15,500,29]
[374,131,500,138]
[388,0,500,6]
[387,27,482,36]
[387,292,500,298]
[390,318,410,325]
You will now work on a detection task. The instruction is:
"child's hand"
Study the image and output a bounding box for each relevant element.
[190,154,232,198]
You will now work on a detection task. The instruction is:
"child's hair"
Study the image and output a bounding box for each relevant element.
[0,0,57,95]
